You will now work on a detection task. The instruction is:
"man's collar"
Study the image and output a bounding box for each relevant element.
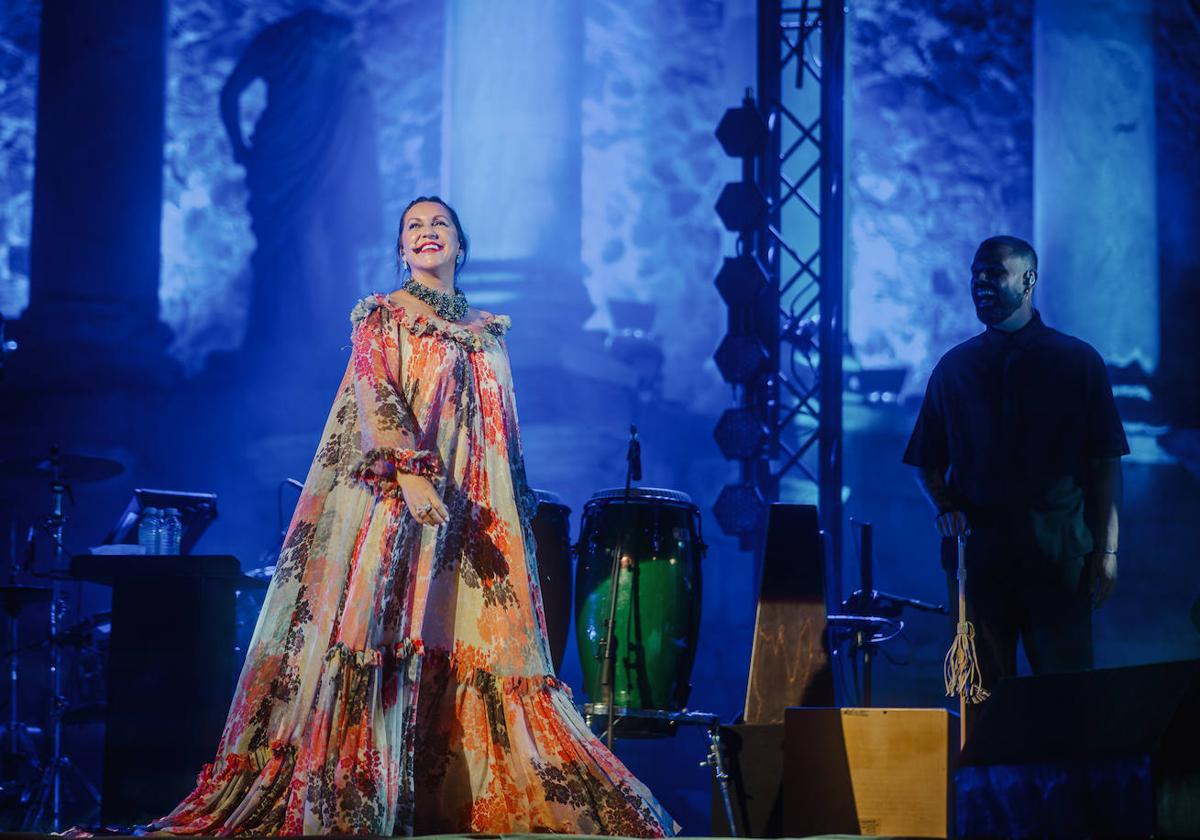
[983,309,1046,349]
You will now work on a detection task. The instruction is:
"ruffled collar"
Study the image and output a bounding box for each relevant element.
[350,293,510,352]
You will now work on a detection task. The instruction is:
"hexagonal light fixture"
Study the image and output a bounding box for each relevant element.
[715,102,768,159]
[713,407,768,461]
[715,182,768,232]
[713,482,767,537]
[714,333,769,384]
[714,254,769,308]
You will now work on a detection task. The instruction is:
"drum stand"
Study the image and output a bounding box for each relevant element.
[582,705,737,836]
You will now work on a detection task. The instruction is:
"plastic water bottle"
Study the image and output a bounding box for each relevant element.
[138,507,163,554]
[162,508,183,556]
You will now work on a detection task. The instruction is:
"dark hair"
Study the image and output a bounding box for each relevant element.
[396,195,470,276]
[979,235,1037,272]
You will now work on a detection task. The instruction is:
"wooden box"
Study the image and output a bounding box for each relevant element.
[783,707,957,838]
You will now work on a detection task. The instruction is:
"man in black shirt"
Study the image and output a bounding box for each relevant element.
[904,236,1127,699]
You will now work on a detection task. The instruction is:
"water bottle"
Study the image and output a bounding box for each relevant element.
[138,507,162,554]
[162,508,183,555]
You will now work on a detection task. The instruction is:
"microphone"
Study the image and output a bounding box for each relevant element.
[628,425,642,482]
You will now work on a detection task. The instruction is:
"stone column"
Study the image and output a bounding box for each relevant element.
[15,0,170,387]
[1034,0,1158,368]
[1153,3,1200,425]
[441,0,590,371]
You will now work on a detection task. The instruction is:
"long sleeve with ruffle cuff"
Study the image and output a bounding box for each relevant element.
[349,299,442,500]
[352,447,443,498]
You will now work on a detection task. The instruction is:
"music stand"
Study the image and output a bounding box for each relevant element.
[103,489,218,555]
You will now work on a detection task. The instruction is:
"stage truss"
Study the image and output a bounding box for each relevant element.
[712,0,845,596]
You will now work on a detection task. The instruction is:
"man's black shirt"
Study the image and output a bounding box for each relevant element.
[904,311,1129,570]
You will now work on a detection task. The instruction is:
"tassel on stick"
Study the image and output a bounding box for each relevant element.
[944,534,988,747]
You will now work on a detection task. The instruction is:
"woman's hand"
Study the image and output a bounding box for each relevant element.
[394,471,450,526]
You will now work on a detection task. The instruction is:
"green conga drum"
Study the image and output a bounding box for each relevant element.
[574,487,704,735]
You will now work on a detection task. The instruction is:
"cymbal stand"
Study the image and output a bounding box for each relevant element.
[4,564,43,816]
[30,450,68,830]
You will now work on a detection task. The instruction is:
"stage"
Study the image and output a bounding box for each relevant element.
[3,0,1200,836]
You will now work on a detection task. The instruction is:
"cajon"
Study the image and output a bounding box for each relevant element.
[783,707,957,838]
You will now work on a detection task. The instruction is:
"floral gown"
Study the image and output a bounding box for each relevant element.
[151,294,676,836]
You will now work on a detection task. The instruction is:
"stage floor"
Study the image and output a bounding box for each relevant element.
[7,834,903,840]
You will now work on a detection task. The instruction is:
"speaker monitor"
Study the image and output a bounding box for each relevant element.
[957,659,1200,839]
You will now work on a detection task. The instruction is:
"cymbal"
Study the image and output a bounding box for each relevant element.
[0,584,51,617]
[0,453,124,483]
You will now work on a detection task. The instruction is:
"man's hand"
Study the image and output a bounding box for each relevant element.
[915,468,970,538]
[1086,551,1117,608]
[934,510,972,538]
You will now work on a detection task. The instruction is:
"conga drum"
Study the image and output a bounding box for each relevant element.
[530,489,572,673]
[574,487,704,736]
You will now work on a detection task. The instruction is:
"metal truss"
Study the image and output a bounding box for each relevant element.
[760,0,845,593]
[712,1,844,588]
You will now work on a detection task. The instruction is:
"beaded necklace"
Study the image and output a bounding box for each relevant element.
[401,277,468,322]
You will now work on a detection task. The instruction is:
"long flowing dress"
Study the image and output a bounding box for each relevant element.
[151,293,676,836]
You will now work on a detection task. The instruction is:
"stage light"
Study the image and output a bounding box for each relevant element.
[713,407,768,461]
[714,255,769,308]
[715,182,768,232]
[844,367,908,405]
[714,333,769,384]
[715,100,768,159]
[713,481,766,537]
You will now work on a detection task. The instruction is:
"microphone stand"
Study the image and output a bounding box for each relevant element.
[598,425,641,750]
[855,520,873,705]
[839,519,948,707]
[0,312,17,382]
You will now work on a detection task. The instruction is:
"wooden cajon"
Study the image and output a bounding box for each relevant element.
[783,707,958,838]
